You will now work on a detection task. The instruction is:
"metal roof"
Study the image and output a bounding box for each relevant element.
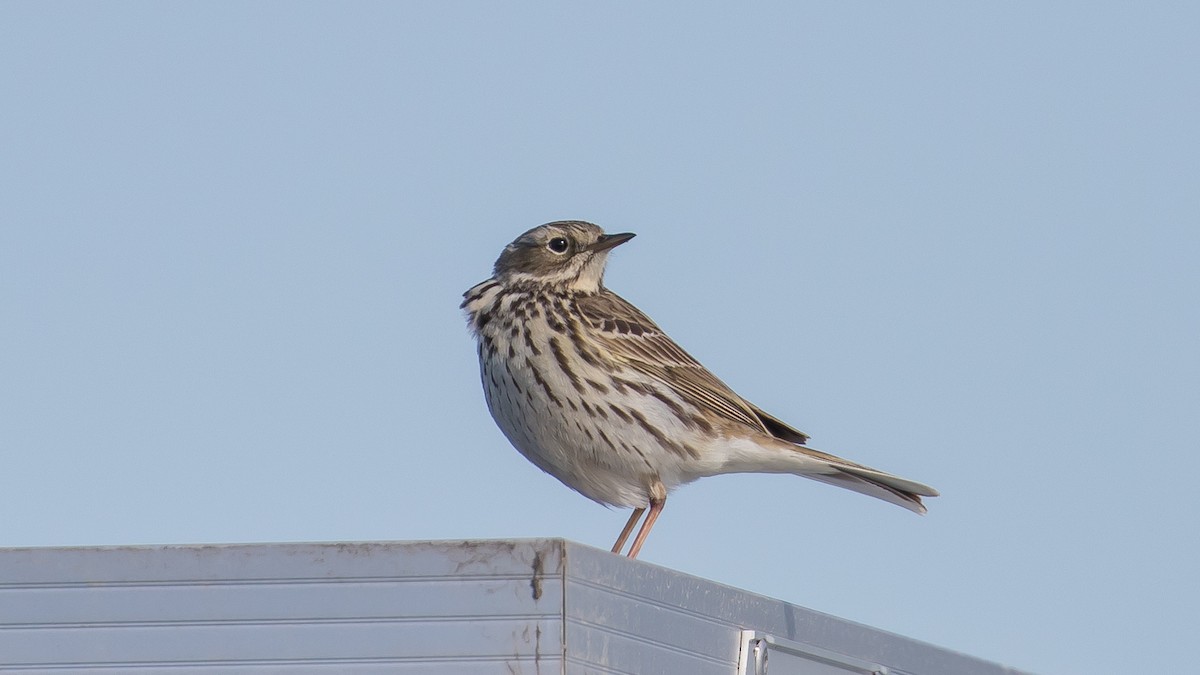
[0,538,1029,674]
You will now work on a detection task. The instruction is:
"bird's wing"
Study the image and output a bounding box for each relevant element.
[746,403,811,445]
[575,291,804,438]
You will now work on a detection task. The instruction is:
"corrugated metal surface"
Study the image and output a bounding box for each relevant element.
[0,539,1029,675]
[0,540,562,673]
[560,544,1028,675]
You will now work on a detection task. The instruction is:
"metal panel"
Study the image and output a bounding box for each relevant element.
[560,542,1026,675]
[737,631,889,675]
[0,539,1030,675]
[0,540,563,672]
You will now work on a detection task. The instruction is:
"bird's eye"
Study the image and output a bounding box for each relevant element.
[547,237,570,254]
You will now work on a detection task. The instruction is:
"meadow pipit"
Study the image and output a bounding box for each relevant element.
[463,221,938,558]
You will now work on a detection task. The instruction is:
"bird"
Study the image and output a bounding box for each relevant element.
[462,221,938,559]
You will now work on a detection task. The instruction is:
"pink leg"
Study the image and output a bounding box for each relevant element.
[611,508,645,554]
[626,497,665,559]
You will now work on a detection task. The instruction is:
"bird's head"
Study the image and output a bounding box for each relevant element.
[492,221,636,293]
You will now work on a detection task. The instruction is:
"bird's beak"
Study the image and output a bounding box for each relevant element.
[588,232,636,253]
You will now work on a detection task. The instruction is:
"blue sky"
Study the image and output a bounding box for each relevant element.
[2,3,1197,673]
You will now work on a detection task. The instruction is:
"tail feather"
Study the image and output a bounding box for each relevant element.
[832,463,939,499]
[777,440,939,514]
[804,469,932,515]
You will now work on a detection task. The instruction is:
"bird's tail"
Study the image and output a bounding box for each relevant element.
[763,438,939,514]
[803,464,936,514]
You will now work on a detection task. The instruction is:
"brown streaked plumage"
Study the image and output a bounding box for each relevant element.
[462,221,938,559]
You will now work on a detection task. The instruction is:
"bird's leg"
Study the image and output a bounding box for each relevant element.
[611,508,644,554]
[626,495,665,559]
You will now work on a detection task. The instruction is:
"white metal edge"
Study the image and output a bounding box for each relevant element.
[736,629,890,675]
